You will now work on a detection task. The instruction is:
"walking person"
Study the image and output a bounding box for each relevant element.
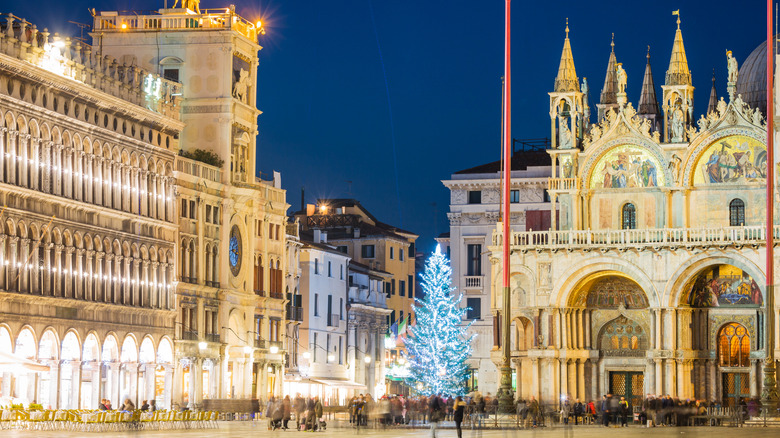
[572,399,583,425]
[428,393,445,438]
[294,393,305,430]
[601,395,610,427]
[453,396,467,438]
[619,396,629,427]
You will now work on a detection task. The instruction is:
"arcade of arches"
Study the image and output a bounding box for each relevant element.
[0,325,174,409]
[504,266,767,409]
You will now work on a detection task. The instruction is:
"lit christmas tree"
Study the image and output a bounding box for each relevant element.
[405,245,475,396]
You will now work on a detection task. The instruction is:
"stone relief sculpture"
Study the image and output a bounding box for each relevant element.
[717,97,727,117]
[697,114,709,131]
[668,153,682,184]
[232,68,250,104]
[589,124,602,143]
[559,117,573,149]
[752,108,764,126]
[671,107,684,142]
[727,50,739,84]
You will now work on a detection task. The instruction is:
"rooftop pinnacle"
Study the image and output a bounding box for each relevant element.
[554,19,579,93]
[665,11,692,86]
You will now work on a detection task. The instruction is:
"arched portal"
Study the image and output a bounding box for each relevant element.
[38,330,59,408]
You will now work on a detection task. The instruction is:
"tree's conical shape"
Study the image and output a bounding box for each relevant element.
[665,16,692,86]
[554,22,579,92]
[405,249,474,396]
[638,49,661,117]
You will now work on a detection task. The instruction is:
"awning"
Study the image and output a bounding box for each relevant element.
[311,378,367,389]
[0,351,50,372]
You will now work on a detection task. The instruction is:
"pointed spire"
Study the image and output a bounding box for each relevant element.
[666,11,692,86]
[638,46,661,118]
[554,18,579,92]
[600,33,618,105]
[708,70,718,114]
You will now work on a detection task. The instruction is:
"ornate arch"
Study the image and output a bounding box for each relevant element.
[664,251,764,307]
[682,126,766,187]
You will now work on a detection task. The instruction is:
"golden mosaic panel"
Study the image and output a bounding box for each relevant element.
[589,145,665,189]
[693,135,766,185]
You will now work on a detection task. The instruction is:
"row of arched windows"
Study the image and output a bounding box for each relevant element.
[619,198,746,230]
[0,220,174,309]
[1,112,175,222]
[178,238,220,287]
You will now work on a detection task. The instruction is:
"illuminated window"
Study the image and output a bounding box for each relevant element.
[718,322,750,367]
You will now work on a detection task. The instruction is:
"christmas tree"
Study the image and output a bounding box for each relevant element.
[405,245,474,396]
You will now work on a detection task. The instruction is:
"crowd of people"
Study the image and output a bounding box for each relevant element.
[96,398,158,412]
[265,395,324,431]
[264,392,755,433]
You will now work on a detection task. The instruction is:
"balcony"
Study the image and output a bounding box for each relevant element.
[286,305,303,322]
[205,280,221,288]
[205,333,220,343]
[254,289,266,297]
[254,339,267,349]
[493,225,778,252]
[327,314,340,327]
[464,276,483,289]
[548,178,579,191]
[269,290,284,300]
[182,330,198,341]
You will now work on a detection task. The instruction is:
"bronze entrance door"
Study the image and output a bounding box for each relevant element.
[609,371,644,409]
[722,373,750,408]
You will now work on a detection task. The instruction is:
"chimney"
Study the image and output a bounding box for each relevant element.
[353,228,360,238]
[313,229,321,243]
[301,186,305,212]
[321,231,328,243]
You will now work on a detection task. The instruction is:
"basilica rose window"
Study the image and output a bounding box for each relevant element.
[718,322,750,367]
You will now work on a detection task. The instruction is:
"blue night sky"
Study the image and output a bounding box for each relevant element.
[0,0,768,251]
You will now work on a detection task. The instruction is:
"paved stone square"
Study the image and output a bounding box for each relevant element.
[7,423,780,437]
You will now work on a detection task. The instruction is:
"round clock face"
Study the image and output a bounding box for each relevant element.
[229,225,242,276]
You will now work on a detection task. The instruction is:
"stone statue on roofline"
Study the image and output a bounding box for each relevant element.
[727,50,738,84]
[172,0,201,13]
[559,118,573,149]
[616,64,627,94]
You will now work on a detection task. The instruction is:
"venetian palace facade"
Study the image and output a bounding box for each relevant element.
[0,14,183,409]
[489,17,780,409]
[0,4,295,410]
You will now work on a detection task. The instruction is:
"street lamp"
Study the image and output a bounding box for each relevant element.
[269,345,279,354]
[364,356,372,364]
[302,351,311,360]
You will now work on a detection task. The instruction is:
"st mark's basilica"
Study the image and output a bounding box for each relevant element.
[489,15,780,409]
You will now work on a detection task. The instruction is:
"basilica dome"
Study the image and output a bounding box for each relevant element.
[735,36,777,114]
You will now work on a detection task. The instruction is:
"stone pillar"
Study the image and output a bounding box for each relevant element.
[577,359,585,400]
[531,358,540,400]
[590,359,599,401]
[751,358,759,398]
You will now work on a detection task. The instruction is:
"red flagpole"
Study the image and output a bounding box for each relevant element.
[767,0,774,291]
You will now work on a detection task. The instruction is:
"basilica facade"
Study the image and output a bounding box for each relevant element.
[489,17,779,409]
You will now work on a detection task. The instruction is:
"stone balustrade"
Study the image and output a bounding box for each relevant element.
[93,8,260,41]
[0,13,181,119]
[493,224,778,251]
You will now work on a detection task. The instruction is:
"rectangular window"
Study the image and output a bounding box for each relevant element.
[339,298,344,320]
[313,333,318,362]
[467,244,482,276]
[408,242,415,258]
[336,245,348,254]
[189,200,196,219]
[327,295,333,317]
[328,261,332,277]
[163,68,179,82]
[326,334,331,363]
[399,280,405,297]
[213,206,219,224]
[510,190,520,203]
[257,220,262,236]
[468,190,482,204]
[389,310,396,326]
[391,279,396,296]
[314,294,319,316]
[339,336,343,364]
[314,258,319,275]
[389,247,394,260]
[408,275,414,298]
[340,265,343,280]
[467,297,481,320]
[181,199,188,218]
[400,249,405,261]
[205,205,212,223]
[361,244,375,258]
